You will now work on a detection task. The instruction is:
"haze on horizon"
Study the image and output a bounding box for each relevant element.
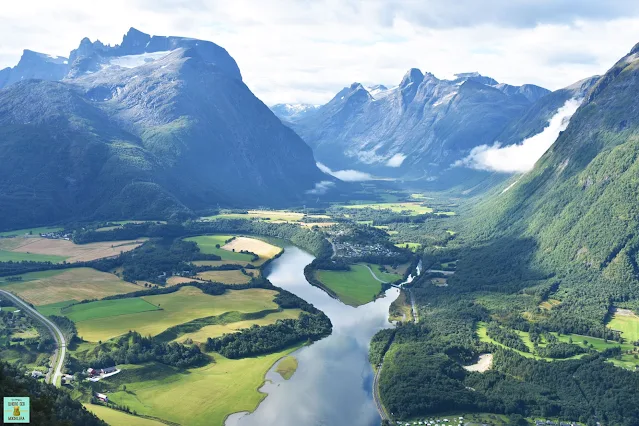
[1,0,639,105]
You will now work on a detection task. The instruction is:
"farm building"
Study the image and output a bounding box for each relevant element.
[95,392,108,402]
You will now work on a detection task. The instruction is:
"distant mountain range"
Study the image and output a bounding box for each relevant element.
[270,103,320,121]
[0,28,330,230]
[272,69,595,190]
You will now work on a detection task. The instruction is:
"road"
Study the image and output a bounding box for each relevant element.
[408,288,419,323]
[0,290,66,386]
[363,265,388,283]
[425,269,455,275]
[373,361,390,422]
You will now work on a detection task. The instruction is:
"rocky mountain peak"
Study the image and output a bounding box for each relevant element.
[400,68,424,88]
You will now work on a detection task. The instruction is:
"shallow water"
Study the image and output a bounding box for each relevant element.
[226,246,412,426]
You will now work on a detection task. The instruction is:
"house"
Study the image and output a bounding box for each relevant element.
[95,393,108,403]
[87,368,97,376]
[61,374,74,385]
[102,366,117,374]
[31,370,44,379]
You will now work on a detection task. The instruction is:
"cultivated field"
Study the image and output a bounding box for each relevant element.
[165,276,206,286]
[64,298,160,322]
[195,270,252,285]
[185,235,255,262]
[315,264,397,306]
[222,236,282,265]
[107,346,301,426]
[0,268,140,306]
[2,237,145,262]
[74,286,280,342]
[608,308,639,342]
[84,404,166,426]
[395,242,422,252]
[192,260,250,267]
[176,309,302,343]
[340,202,433,215]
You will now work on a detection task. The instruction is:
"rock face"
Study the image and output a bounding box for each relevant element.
[0,28,328,230]
[0,50,69,89]
[289,69,550,184]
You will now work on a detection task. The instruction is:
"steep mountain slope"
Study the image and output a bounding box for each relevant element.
[465,41,639,330]
[290,69,549,183]
[0,29,328,230]
[0,50,69,89]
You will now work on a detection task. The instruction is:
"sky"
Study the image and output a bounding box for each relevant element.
[1,1,639,105]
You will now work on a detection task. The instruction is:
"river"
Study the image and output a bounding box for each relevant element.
[226,246,416,426]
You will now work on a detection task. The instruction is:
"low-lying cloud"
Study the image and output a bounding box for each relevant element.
[317,162,375,181]
[386,153,406,167]
[456,98,582,173]
[306,180,335,195]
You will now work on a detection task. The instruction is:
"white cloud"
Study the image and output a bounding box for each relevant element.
[456,98,582,173]
[306,180,335,195]
[386,153,406,167]
[1,2,639,104]
[317,162,375,181]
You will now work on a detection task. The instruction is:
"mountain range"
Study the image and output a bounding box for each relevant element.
[0,28,329,230]
[274,69,596,190]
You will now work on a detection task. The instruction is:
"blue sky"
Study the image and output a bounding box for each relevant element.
[1,0,639,104]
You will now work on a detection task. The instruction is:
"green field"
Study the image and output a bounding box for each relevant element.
[340,202,433,215]
[63,298,160,322]
[477,322,633,362]
[0,250,68,263]
[0,226,63,237]
[395,242,422,252]
[84,404,166,426]
[607,309,639,342]
[73,286,280,342]
[185,235,255,261]
[276,355,298,380]
[316,264,393,306]
[106,346,300,426]
[36,300,76,317]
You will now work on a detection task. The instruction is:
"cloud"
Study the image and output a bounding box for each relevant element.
[386,153,406,167]
[317,162,375,181]
[456,98,582,173]
[306,180,335,195]
[1,1,639,105]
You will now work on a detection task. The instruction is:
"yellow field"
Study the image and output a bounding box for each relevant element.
[195,270,251,285]
[193,260,250,267]
[222,237,282,265]
[539,299,561,310]
[76,286,279,342]
[108,347,300,426]
[165,276,206,286]
[84,404,166,426]
[4,237,145,262]
[0,268,141,305]
[177,309,302,343]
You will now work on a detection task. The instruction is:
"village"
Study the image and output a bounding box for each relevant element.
[396,418,581,426]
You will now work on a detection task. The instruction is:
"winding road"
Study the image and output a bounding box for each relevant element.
[373,362,390,422]
[363,265,388,283]
[0,290,66,387]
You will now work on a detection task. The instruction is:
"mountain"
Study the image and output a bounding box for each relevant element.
[289,69,550,184]
[0,28,329,230]
[271,103,320,122]
[0,50,69,89]
[465,41,639,332]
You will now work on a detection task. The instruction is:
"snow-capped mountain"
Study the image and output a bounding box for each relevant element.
[271,103,320,121]
[288,69,551,185]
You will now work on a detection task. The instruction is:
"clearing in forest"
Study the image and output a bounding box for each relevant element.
[608,308,639,342]
[73,286,280,342]
[0,268,140,306]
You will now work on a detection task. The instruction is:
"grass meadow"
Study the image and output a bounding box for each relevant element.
[315,263,400,306]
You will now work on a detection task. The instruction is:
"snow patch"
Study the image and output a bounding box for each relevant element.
[104,51,172,69]
[433,91,458,107]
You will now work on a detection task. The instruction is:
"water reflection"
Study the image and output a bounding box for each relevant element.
[226,246,407,426]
